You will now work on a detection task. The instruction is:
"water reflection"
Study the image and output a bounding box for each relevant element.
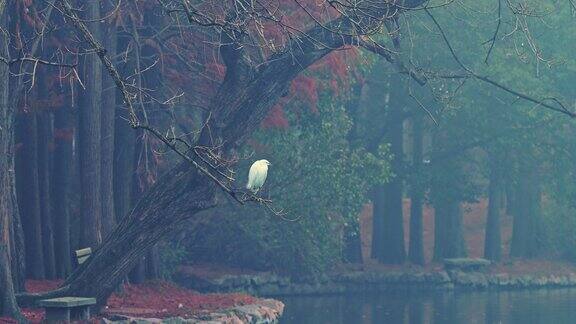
[280,289,576,324]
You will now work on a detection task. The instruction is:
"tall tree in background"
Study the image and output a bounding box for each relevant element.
[113,26,137,281]
[374,74,406,264]
[16,109,45,279]
[369,72,408,264]
[0,1,22,318]
[510,160,542,258]
[100,4,117,238]
[408,114,425,265]
[484,152,504,261]
[51,93,74,278]
[79,1,103,248]
[37,106,56,279]
[431,136,468,260]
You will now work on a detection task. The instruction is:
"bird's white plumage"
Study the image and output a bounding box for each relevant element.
[246,159,270,193]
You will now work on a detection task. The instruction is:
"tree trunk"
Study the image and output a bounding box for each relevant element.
[510,168,541,258]
[484,163,503,261]
[375,98,406,264]
[18,162,216,308]
[79,1,103,249]
[0,246,20,319]
[432,198,445,261]
[371,186,385,260]
[129,131,148,284]
[114,122,140,282]
[0,3,23,315]
[113,62,138,282]
[9,187,25,292]
[408,115,425,265]
[378,179,406,263]
[52,101,74,278]
[343,222,363,263]
[100,7,117,238]
[16,111,46,279]
[505,181,515,216]
[15,9,402,307]
[37,111,57,279]
[8,80,25,292]
[146,245,161,280]
[444,200,466,258]
[434,198,466,260]
[129,260,146,284]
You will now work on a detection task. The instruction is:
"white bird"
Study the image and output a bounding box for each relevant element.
[246,159,271,194]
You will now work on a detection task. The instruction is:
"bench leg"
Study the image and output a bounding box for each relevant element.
[45,307,70,323]
[70,306,91,320]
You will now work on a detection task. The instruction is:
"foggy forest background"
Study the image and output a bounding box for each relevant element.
[2,0,576,318]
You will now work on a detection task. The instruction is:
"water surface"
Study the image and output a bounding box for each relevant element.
[280,289,576,324]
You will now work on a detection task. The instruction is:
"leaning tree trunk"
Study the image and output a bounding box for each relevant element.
[129,132,150,284]
[0,2,23,317]
[16,0,422,307]
[18,162,216,307]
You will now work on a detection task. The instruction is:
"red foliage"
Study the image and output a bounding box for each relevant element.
[25,280,63,293]
[290,75,319,113]
[262,103,289,128]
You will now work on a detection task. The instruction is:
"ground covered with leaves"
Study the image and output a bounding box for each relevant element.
[0,281,256,323]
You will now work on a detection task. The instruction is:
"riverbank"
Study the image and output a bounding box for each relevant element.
[174,259,576,296]
[3,281,284,323]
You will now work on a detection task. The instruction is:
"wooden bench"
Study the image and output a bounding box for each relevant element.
[38,297,96,322]
[75,247,92,265]
[444,258,491,272]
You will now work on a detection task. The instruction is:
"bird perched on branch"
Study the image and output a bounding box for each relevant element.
[246,159,271,194]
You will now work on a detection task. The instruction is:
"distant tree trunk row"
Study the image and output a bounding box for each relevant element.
[366,71,544,265]
[5,3,161,283]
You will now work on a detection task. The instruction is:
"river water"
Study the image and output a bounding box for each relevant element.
[279,289,576,323]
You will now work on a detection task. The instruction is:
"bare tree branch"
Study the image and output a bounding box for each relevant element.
[424,8,576,118]
[0,56,76,68]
